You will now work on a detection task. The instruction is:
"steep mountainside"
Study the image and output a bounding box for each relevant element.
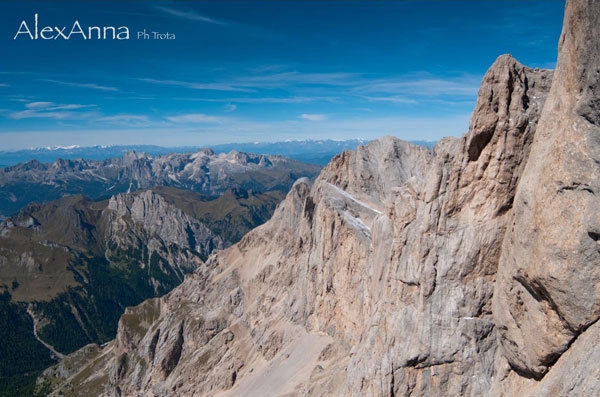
[0,184,285,394]
[0,189,220,360]
[151,186,286,244]
[0,149,320,217]
[42,0,600,395]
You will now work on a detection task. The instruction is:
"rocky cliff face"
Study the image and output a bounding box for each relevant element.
[106,190,223,267]
[42,0,600,395]
[492,0,600,392]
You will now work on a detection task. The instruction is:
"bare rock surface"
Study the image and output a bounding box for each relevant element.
[107,190,224,263]
[492,0,600,380]
[40,1,600,396]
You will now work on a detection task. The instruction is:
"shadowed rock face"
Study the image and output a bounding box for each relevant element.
[40,1,600,396]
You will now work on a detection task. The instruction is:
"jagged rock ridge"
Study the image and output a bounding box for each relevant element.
[41,0,600,395]
[0,149,320,217]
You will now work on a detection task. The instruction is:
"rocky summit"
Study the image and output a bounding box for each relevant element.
[41,0,600,395]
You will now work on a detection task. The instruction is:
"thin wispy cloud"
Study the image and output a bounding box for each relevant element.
[97,114,150,125]
[362,95,418,104]
[152,5,281,41]
[42,79,119,92]
[166,113,221,123]
[224,104,237,112]
[26,102,54,110]
[6,102,152,126]
[300,113,327,121]
[9,110,95,120]
[173,96,340,104]
[8,95,37,103]
[154,6,229,26]
[249,65,289,73]
[126,96,155,101]
[355,75,481,98]
[161,70,477,104]
[26,102,92,111]
[0,83,8,87]
[95,10,159,18]
[8,102,98,120]
[139,78,253,93]
[235,71,359,89]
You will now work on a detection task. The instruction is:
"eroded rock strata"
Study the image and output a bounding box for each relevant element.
[41,0,600,395]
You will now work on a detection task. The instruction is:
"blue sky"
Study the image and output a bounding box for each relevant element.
[0,1,564,150]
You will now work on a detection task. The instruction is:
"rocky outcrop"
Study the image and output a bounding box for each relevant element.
[492,0,600,384]
[106,190,224,264]
[41,1,600,395]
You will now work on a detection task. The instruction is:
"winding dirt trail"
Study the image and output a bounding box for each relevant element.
[27,305,65,359]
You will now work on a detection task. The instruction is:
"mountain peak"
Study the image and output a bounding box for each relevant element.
[561,0,600,123]
[195,147,215,157]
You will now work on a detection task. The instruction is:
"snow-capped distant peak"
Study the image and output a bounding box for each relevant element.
[43,145,81,151]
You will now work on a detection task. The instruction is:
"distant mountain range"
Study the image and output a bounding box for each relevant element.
[0,139,436,167]
[0,149,320,217]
